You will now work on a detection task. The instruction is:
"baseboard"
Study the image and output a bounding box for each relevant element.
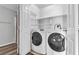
[31,51,39,55]
[0,41,16,47]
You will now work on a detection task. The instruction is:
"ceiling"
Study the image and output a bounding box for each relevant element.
[0,4,53,11]
[0,4,18,12]
[35,4,53,9]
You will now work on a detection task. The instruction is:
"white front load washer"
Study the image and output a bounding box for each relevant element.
[31,29,46,54]
[46,30,66,55]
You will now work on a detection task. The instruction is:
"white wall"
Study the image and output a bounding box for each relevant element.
[0,4,17,12]
[29,4,40,18]
[38,18,50,31]
[38,5,67,31]
[0,6,16,46]
[29,4,40,30]
[20,4,31,55]
[40,4,67,18]
[19,4,40,55]
[37,4,67,31]
[38,16,66,32]
[50,16,63,30]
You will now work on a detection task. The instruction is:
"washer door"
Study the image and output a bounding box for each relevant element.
[48,33,65,52]
[32,32,42,46]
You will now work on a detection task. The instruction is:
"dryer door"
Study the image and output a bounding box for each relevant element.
[48,33,65,52]
[32,32,42,46]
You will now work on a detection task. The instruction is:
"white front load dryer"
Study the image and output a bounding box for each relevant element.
[31,29,46,54]
[46,30,66,55]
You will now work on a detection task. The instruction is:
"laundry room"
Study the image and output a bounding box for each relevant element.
[0,4,78,55]
[19,4,79,55]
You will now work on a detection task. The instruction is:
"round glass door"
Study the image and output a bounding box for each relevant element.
[48,33,65,52]
[32,32,42,46]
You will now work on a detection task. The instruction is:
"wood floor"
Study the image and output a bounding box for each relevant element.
[0,43,17,55]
